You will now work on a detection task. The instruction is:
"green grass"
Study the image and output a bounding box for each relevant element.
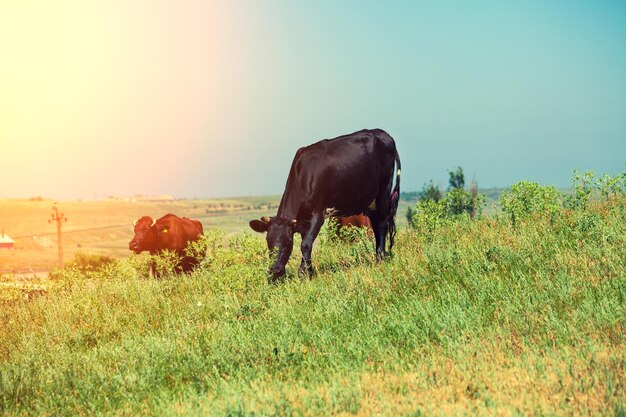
[0,200,625,416]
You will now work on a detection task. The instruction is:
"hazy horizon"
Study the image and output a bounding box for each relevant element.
[1,1,625,200]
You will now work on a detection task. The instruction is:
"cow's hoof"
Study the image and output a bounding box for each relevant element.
[298,266,314,279]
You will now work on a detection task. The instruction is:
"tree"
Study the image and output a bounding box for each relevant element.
[419,179,442,202]
[448,166,465,190]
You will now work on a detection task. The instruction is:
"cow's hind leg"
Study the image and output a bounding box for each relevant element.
[369,210,388,261]
[299,212,324,277]
[371,183,394,260]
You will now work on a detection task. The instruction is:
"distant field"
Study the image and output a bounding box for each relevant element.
[0,196,281,272]
[0,195,416,273]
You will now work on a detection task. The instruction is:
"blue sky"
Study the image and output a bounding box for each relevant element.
[1,0,625,199]
[229,0,626,194]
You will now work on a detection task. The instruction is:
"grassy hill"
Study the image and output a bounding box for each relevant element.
[0,194,624,416]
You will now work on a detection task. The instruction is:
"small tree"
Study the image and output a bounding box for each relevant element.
[564,170,595,211]
[448,166,465,190]
[420,179,442,202]
[446,188,485,217]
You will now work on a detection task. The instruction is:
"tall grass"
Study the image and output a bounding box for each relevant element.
[1,196,625,416]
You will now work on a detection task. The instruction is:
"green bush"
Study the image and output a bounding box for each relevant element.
[64,252,116,273]
[321,217,372,244]
[596,169,626,200]
[420,179,442,202]
[564,170,596,210]
[408,180,443,224]
[562,168,625,211]
[446,187,486,217]
[408,188,485,232]
[408,199,450,235]
[499,181,560,225]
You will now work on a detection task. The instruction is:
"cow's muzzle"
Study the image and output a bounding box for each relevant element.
[268,265,286,280]
[129,241,141,253]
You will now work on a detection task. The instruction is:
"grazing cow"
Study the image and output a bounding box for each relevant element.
[337,214,374,238]
[129,214,204,275]
[250,128,401,280]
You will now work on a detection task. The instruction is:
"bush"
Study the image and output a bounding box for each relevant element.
[64,252,115,273]
[596,169,626,200]
[408,188,485,232]
[420,179,442,202]
[446,188,486,217]
[408,199,450,235]
[564,170,596,210]
[499,181,560,225]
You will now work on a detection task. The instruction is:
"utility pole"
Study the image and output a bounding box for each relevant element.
[49,204,67,268]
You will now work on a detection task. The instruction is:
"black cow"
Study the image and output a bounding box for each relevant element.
[129,214,204,276]
[250,128,401,280]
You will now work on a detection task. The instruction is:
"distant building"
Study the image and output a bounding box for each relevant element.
[0,233,14,249]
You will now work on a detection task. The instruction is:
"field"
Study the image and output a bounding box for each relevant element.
[0,181,624,416]
[0,197,416,273]
[0,196,279,273]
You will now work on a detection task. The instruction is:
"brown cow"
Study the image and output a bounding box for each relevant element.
[337,214,374,238]
[129,214,204,275]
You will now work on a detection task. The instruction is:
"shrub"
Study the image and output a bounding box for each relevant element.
[446,188,485,217]
[64,252,115,273]
[564,170,596,210]
[420,179,442,202]
[499,181,560,225]
[322,217,342,242]
[408,180,443,224]
[408,188,486,232]
[150,250,184,277]
[596,169,626,200]
[408,199,449,235]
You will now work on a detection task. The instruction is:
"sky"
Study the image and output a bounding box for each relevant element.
[1,0,625,200]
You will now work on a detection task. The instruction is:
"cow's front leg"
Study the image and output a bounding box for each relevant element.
[299,212,324,277]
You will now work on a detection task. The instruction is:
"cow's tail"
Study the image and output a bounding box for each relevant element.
[387,149,401,253]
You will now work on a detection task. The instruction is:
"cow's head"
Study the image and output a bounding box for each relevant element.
[249,216,297,279]
[129,216,168,253]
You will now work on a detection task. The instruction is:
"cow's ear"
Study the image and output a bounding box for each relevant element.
[249,219,269,233]
[155,223,169,234]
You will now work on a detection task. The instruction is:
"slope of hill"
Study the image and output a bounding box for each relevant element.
[1,197,624,416]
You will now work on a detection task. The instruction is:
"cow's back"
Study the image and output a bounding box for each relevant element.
[156,214,203,252]
[280,129,397,217]
[339,214,372,229]
[180,217,203,240]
